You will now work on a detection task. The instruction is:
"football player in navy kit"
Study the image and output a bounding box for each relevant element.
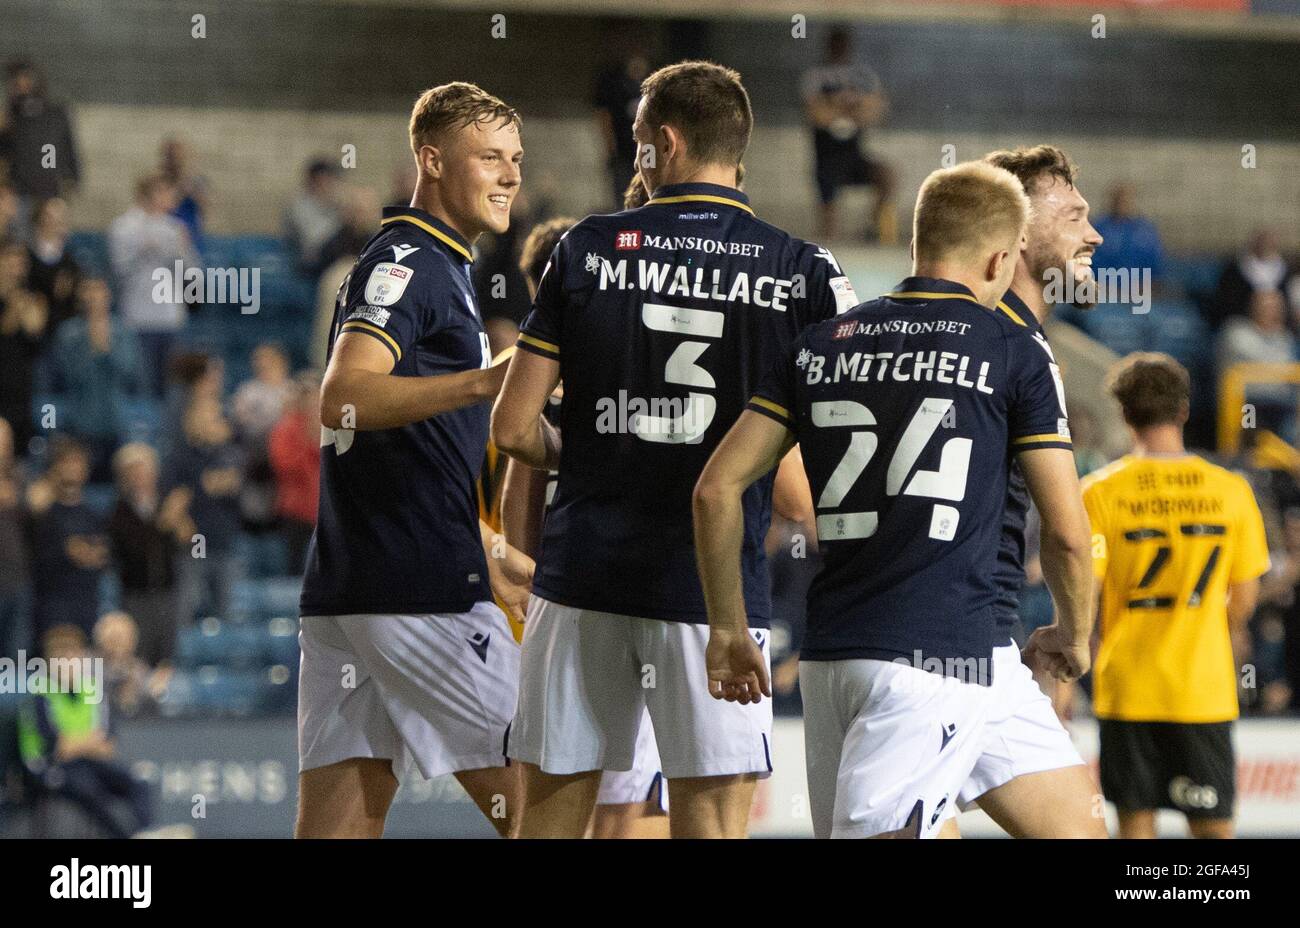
[492,62,857,838]
[695,161,1106,838]
[295,83,532,838]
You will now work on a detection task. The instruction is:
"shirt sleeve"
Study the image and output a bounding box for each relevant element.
[746,339,800,432]
[798,242,859,327]
[1081,478,1109,581]
[1229,476,1271,583]
[336,252,429,366]
[1007,330,1073,453]
[517,236,567,362]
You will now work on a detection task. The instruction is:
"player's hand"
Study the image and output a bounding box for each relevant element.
[1023,624,1090,682]
[706,626,771,705]
[486,536,534,626]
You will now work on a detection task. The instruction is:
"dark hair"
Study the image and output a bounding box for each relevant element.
[639,61,752,167]
[519,217,576,289]
[1106,352,1190,429]
[983,145,1078,197]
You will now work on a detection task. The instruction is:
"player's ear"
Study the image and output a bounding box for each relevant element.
[986,247,1005,283]
[659,124,683,166]
[418,144,443,180]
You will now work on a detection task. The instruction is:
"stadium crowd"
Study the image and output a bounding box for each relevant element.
[0,51,1298,738]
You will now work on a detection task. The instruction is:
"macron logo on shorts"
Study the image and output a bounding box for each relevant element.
[467,632,490,664]
[940,722,957,752]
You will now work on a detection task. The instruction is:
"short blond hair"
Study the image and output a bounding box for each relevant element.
[408,82,520,155]
[913,161,1030,265]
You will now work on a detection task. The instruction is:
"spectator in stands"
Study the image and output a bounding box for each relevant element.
[232,341,294,445]
[268,373,321,571]
[94,610,167,718]
[26,438,107,640]
[108,442,191,667]
[801,27,897,244]
[0,181,20,239]
[592,48,651,211]
[25,196,80,331]
[1091,182,1165,284]
[1217,289,1297,438]
[107,173,199,398]
[283,158,341,273]
[161,351,224,459]
[0,417,30,659]
[51,278,140,481]
[1211,228,1297,330]
[313,185,379,277]
[166,395,244,622]
[17,623,153,838]
[159,136,208,253]
[0,241,47,454]
[0,60,80,231]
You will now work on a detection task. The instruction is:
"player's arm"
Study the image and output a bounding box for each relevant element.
[693,410,794,703]
[1227,578,1259,653]
[1019,448,1095,680]
[773,446,816,542]
[491,348,562,471]
[319,333,506,431]
[479,518,534,627]
[499,455,547,560]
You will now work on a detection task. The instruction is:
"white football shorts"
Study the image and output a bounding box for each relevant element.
[510,597,773,781]
[298,601,519,781]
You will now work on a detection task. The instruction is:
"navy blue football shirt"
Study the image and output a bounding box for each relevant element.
[748,277,1072,675]
[301,207,494,617]
[990,287,1059,643]
[515,182,856,625]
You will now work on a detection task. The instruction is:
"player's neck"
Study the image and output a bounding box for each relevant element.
[1010,261,1049,325]
[655,162,739,192]
[409,181,479,245]
[1133,425,1186,456]
[912,262,997,308]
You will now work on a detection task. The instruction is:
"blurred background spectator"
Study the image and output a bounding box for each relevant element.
[107,442,190,668]
[107,173,199,397]
[158,136,208,253]
[1211,228,1298,329]
[17,623,153,837]
[284,158,341,274]
[801,26,896,244]
[0,242,46,455]
[94,610,168,718]
[165,395,244,622]
[592,46,650,211]
[49,276,140,480]
[0,59,80,234]
[1216,289,1297,438]
[1091,182,1166,284]
[25,195,79,330]
[312,185,378,279]
[0,417,30,659]
[268,372,321,572]
[26,438,107,641]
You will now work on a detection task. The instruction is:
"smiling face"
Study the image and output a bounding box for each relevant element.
[429,117,522,240]
[1024,175,1103,295]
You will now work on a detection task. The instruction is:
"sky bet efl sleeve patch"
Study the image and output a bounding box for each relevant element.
[364,262,415,306]
[830,275,858,315]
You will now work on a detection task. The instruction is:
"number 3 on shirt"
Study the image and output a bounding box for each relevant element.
[634,303,725,444]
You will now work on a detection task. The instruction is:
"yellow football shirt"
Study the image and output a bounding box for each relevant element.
[476,346,524,642]
[1082,453,1269,723]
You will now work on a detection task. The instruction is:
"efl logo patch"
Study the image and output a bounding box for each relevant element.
[615,230,642,250]
[364,262,414,306]
[830,275,859,314]
[833,320,858,340]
